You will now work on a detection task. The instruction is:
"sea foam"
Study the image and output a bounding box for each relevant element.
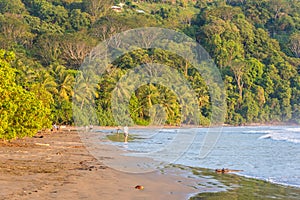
[258,128,300,144]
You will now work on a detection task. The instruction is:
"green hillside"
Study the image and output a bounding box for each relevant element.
[0,0,299,139]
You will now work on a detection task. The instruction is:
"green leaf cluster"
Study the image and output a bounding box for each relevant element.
[0,0,299,139]
[0,50,51,140]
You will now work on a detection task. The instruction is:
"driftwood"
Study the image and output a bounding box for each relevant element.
[35,143,50,147]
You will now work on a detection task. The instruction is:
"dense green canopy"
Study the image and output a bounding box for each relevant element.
[0,0,299,139]
[0,50,51,140]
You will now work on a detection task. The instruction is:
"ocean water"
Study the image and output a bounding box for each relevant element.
[104,126,300,187]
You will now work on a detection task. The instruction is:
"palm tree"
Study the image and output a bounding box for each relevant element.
[157,86,179,124]
[29,70,57,107]
[37,70,58,94]
[50,65,75,101]
[73,71,99,110]
[138,83,159,110]
[129,83,161,124]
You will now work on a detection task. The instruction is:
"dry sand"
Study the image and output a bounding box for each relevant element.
[0,129,202,200]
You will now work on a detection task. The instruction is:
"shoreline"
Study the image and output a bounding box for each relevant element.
[82,126,300,192]
[82,122,299,131]
[95,126,300,192]
[188,167,300,199]
[1,128,299,199]
[85,127,300,196]
[0,129,213,200]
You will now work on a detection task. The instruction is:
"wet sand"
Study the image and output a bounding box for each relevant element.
[0,129,203,200]
[2,128,299,200]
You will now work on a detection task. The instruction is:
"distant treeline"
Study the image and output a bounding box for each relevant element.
[0,0,299,139]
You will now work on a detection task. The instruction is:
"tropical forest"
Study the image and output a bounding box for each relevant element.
[0,0,300,140]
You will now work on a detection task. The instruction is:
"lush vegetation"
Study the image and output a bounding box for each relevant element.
[0,50,51,140]
[0,0,299,139]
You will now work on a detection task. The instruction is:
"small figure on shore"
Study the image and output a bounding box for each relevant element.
[215,168,229,173]
[116,127,121,134]
[51,123,59,131]
[123,126,129,143]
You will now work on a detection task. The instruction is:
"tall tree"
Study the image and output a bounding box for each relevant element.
[289,33,300,58]
[84,0,113,20]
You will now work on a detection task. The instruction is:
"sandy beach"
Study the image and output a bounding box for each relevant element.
[0,129,202,200]
[1,128,300,200]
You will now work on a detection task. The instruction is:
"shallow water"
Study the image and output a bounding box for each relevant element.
[104,126,300,188]
[190,167,300,200]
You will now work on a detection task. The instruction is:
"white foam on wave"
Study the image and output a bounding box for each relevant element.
[258,134,273,139]
[243,130,273,134]
[235,173,300,188]
[258,131,300,144]
[285,127,300,132]
[158,129,178,133]
[267,177,300,188]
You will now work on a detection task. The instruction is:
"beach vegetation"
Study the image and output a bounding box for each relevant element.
[0,0,299,139]
[0,50,51,140]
